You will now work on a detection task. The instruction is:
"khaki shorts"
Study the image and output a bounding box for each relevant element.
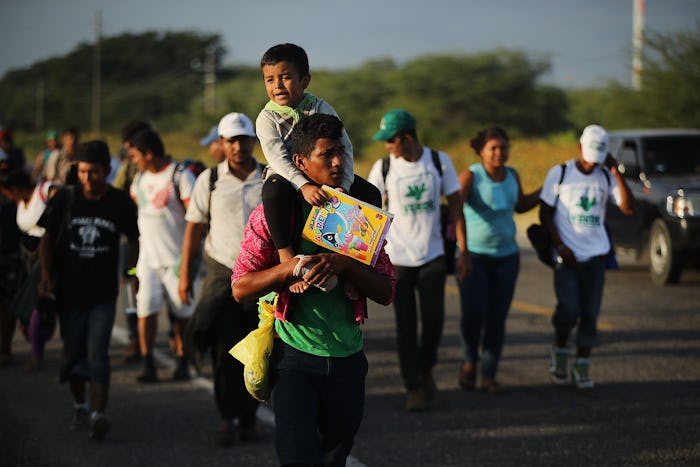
[135,264,198,319]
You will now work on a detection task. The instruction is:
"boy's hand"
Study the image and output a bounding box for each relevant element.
[300,183,328,207]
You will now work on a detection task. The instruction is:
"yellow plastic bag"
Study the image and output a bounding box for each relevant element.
[229,293,276,402]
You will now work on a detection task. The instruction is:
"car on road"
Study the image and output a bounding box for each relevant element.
[605,129,700,285]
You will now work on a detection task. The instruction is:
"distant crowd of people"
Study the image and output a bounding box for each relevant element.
[0,42,633,465]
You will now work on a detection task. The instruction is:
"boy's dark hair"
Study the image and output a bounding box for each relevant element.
[128,129,165,157]
[76,140,111,170]
[290,114,343,157]
[121,120,152,143]
[470,126,509,155]
[62,126,80,140]
[260,43,309,77]
[0,168,32,190]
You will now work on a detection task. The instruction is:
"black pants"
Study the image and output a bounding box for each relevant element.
[194,255,260,424]
[262,173,381,250]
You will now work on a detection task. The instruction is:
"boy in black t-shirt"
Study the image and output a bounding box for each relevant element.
[38,140,139,440]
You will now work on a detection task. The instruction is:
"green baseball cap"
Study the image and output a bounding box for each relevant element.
[372,109,416,141]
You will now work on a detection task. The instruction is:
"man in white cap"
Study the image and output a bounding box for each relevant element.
[178,112,264,445]
[539,124,633,389]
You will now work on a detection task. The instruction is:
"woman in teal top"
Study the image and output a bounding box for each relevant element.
[457,127,541,393]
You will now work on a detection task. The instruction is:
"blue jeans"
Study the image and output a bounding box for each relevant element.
[458,252,520,379]
[552,257,606,348]
[270,341,368,467]
[393,256,447,390]
[58,300,116,384]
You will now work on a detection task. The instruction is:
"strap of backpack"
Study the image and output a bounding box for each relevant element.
[171,161,184,206]
[430,149,442,177]
[553,163,566,212]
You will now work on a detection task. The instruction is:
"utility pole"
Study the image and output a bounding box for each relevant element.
[632,0,645,90]
[204,45,216,115]
[35,79,45,130]
[91,9,102,133]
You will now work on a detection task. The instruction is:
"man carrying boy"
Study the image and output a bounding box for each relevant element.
[368,109,469,412]
[38,140,139,440]
[232,114,395,466]
[178,112,264,446]
[127,129,198,382]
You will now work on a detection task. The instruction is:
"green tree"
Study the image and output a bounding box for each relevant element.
[0,31,223,132]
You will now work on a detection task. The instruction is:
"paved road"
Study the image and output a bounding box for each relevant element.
[1,246,699,466]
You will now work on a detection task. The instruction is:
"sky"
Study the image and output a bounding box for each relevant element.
[3,0,700,88]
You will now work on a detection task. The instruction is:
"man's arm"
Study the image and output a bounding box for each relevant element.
[178,221,206,304]
[446,191,470,281]
[539,201,575,266]
[232,258,299,303]
[293,253,394,305]
[605,156,634,215]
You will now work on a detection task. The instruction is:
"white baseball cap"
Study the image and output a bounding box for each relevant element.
[579,124,609,164]
[217,112,256,139]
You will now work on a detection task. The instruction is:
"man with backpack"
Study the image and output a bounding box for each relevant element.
[178,112,264,446]
[540,124,633,389]
[38,140,139,440]
[126,128,198,382]
[367,109,468,412]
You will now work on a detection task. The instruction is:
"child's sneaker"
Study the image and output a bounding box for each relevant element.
[293,255,338,292]
[549,347,569,385]
[571,358,594,389]
[89,412,110,440]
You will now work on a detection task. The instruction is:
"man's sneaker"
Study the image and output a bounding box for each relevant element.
[136,354,158,383]
[405,389,426,413]
[122,338,141,364]
[172,356,190,381]
[571,358,595,389]
[549,347,569,385]
[70,407,90,431]
[89,412,110,440]
[422,370,437,401]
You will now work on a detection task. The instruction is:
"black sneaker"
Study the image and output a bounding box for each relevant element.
[90,412,110,440]
[172,357,190,381]
[70,407,90,431]
[214,420,236,447]
[136,355,158,383]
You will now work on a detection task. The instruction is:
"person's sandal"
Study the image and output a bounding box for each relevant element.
[458,363,476,390]
[480,377,504,394]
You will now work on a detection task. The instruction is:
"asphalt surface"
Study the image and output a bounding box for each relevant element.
[1,241,699,466]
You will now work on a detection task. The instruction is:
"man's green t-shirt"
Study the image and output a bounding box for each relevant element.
[274,203,363,357]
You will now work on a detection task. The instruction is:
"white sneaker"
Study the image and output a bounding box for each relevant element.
[549,347,569,385]
[571,358,595,389]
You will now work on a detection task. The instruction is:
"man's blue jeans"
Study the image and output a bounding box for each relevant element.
[270,341,368,467]
[457,252,520,378]
[58,299,116,384]
[552,257,606,349]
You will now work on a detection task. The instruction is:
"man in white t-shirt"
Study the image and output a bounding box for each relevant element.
[127,129,198,383]
[540,124,633,389]
[367,109,469,412]
[178,112,264,445]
